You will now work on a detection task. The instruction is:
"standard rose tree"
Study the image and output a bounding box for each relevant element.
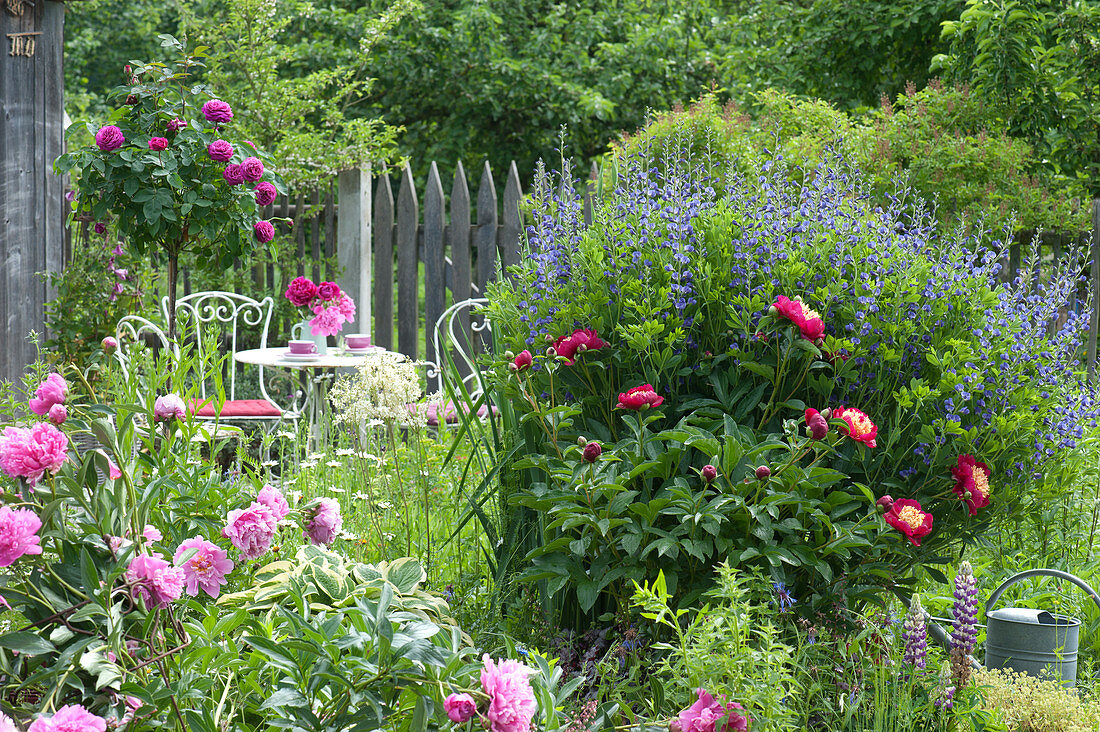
[55,36,287,347]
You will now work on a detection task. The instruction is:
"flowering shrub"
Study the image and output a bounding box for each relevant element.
[54,36,286,343]
[485,148,1098,617]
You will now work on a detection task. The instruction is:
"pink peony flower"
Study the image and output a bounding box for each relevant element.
[148,137,168,151]
[304,497,342,545]
[333,293,356,322]
[670,689,748,732]
[26,704,107,732]
[95,125,125,152]
[256,484,290,521]
[0,423,69,485]
[254,220,275,243]
[444,692,477,724]
[0,712,17,732]
[174,535,234,598]
[552,328,607,364]
[107,457,122,480]
[772,295,825,342]
[29,372,68,415]
[125,553,185,609]
[167,118,187,133]
[223,502,277,560]
[285,276,318,307]
[884,499,934,547]
[202,99,233,124]
[835,406,877,448]
[240,156,264,182]
[0,507,43,567]
[48,403,68,426]
[309,307,345,337]
[102,336,118,352]
[142,525,162,543]
[254,181,278,206]
[207,139,234,162]
[153,394,186,422]
[222,163,245,186]
[511,350,533,372]
[617,384,664,410]
[952,454,992,516]
[317,281,341,302]
[480,655,536,732]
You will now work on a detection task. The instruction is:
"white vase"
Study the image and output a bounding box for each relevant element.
[291,319,328,355]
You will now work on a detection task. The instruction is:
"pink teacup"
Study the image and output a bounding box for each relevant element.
[288,340,317,355]
[345,334,371,350]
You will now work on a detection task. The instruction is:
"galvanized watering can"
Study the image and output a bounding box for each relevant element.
[927,569,1100,687]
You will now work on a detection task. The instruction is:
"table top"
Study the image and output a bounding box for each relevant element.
[235,346,393,369]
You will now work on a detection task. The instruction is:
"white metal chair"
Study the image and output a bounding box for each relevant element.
[424,298,494,428]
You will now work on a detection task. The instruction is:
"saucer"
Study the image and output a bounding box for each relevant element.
[283,350,320,360]
[343,346,381,355]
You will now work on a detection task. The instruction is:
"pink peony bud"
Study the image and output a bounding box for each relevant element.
[876,495,894,512]
[755,465,771,480]
[512,350,533,372]
[102,336,118,352]
[48,403,67,425]
[701,464,718,483]
[444,693,476,724]
[582,441,602,463]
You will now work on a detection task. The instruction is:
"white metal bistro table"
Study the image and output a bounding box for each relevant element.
[235,346,394,448]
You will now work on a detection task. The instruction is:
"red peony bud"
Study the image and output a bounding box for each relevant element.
[512,350,533,372]
[876,495,894,512]
[701,464,718,483]
[582,441,602,463]
[755,465,771,480]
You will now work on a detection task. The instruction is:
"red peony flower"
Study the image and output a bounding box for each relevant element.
[512,350,533,372]
[617,384,664,410]
[951,454,992,516]
[285,276,318,307]
[551,328,607,365]
[804,408,829,440]
[835,406,877,448]
[884,499,933,547]
[772,295,825,341]
[317,281,341,302]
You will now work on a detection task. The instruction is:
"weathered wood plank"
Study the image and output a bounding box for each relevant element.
[475,162,498,295]
[310,189,322,282]
[337,168,371,338]
[324,183,335,264]
[500,161,523,278]
[423,162,447,392]
[396,164,420,359]
[373,172,395,350]
[450,161,473,378]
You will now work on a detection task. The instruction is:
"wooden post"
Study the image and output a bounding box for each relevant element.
[337,167,371,337]
[1090,199,1100,382]
[0,0,65,383]
[475,162,498,296]
[500,162,523,278]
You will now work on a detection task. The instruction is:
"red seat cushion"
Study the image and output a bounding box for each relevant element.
[408,401,496,426]
[189,398,282,418]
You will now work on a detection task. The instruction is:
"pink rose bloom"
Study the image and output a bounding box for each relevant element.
[223,502,277,560]
[201,99,233,124]
[29,372,68,415]
[670,689,748,732]
[153,394,186,422]
[207,139,234,162]
[102,336,118,351]
[148,137,168,151]
[256,484,290,521]
[317,281,341,301]
[309,307,345,337]
[254,220,275,243]
[285,276,319,307]
[167,118,187,133]
[222,163,245,186]
[174,535,234,598]
[26,704,107,732]
[107,457,122,480]
[0,507,43,567]
[254,181,277,206]
[241,156,264,182]
[304,497,342,545]
[444,693,477,723]
[480,655,536,732]
[142,525,162,543]
[126,553,185,609]
[95,125,125,152]
[0,423,69,485]
[48,403,68,425]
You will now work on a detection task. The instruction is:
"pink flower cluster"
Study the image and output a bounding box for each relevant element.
[304,497,342,545]
[284,276,356,337]
[126,553,185,609]
[29,373,68,417]
[480,655,536,732]
[670,689,748,732]
[0,507,43,567]
[0,422,69,485]
[27,704,107,732]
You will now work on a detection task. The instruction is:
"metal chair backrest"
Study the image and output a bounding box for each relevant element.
[162,291,278,406]
[429,297,492,402]
[114,315,173,384]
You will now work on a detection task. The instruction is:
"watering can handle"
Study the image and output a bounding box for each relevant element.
[985,568,1100,617]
